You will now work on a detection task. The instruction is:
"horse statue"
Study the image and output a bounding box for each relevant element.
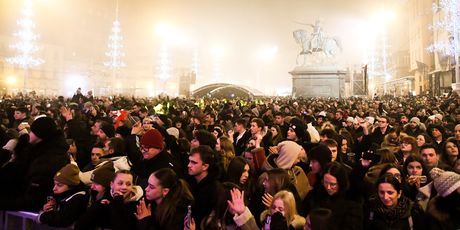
[293,29,342,66]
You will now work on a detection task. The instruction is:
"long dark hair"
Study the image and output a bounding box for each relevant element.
[152,168,194,226]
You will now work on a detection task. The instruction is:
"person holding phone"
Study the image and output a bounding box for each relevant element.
[135,168,194,230]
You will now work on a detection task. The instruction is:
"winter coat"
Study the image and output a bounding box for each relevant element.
[187,175,223,230]
[426,194,460,230]
[0,135,70,211]
[233,207,259,230]
[126,134,180,187]
[74,185,143,230]
[301,186,363,230]
[37,184,90,227]
[365,195,426,230]
[233,130,252,156]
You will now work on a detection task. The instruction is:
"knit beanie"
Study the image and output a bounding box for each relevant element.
[166,127,180,140]
[31,116,57,140]
[91,161,115,188]
[115,125,131,138]
[409,117,420,126]
[276,141,302,169]
[140,129,164,149]
[430,167,460,197]
[100,123,115,138]
[54,164,80,187]
[308,144,332,169]
[289,118,308,141]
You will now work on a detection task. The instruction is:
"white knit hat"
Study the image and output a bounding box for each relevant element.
[166,127,180,140]
[430,168,460,197]
[275,141,302,169]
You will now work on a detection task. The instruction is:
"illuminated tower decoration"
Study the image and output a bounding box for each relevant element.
[428,0,460,92]
[158,44,171,81]
[6,0,44,90]
[104,0,126,94]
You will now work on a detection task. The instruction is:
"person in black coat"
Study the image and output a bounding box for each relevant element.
[301,162,363,230]
[37,164,89,227]
[233,118,252,156]
[127,127,181,187]
[186,145,223,230]
[0,116,70,211]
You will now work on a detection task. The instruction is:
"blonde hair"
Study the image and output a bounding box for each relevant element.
[218,136,235,171]
[270,190,298,224]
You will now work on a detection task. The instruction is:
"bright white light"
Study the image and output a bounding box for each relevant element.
[211,46,225,57]
[385,74,392,81]
[6,76,17,85]
[65,74,86,88]
[115,82,122,88]
[155,22,188,46]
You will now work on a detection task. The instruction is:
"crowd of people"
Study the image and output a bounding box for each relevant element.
[0,89,459,230]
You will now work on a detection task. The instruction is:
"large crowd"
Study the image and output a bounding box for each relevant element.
[0,88,459,230]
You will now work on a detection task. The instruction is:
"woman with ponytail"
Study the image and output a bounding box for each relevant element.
[135,168,194,229]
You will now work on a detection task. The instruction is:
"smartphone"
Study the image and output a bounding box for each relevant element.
[187,205,192,227]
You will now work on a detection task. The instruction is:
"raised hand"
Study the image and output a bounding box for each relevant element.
[227,188,245,215]
[262,193,273,208]
[184,215,195,230]
[134,198,151,220]
[131,121,142,135]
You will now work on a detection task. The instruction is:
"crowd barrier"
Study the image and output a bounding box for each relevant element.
[0,211,74,230]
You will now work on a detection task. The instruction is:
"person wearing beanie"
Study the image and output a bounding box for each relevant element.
[426,168,460,229]
[0,116,70,212]
[288,118,311,145]
[98,121,116,140]
[166,127,180,140]
[90,161,115,202]
[427,124,446,151]
[430,168,460,198]
[126,128,180,188]
[37,163,89,227]
[261,141,311,200]
[115,125,131,139]
[30,116,59,143]
[403,117,426,138]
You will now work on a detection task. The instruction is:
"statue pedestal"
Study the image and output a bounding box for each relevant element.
[289,66,346,98]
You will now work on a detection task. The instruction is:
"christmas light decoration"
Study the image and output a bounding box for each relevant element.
[6,0,43,70]
[104,1,126,69]
[428,0,460,91]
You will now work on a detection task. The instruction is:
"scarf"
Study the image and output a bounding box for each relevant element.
[370,195,412,225]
